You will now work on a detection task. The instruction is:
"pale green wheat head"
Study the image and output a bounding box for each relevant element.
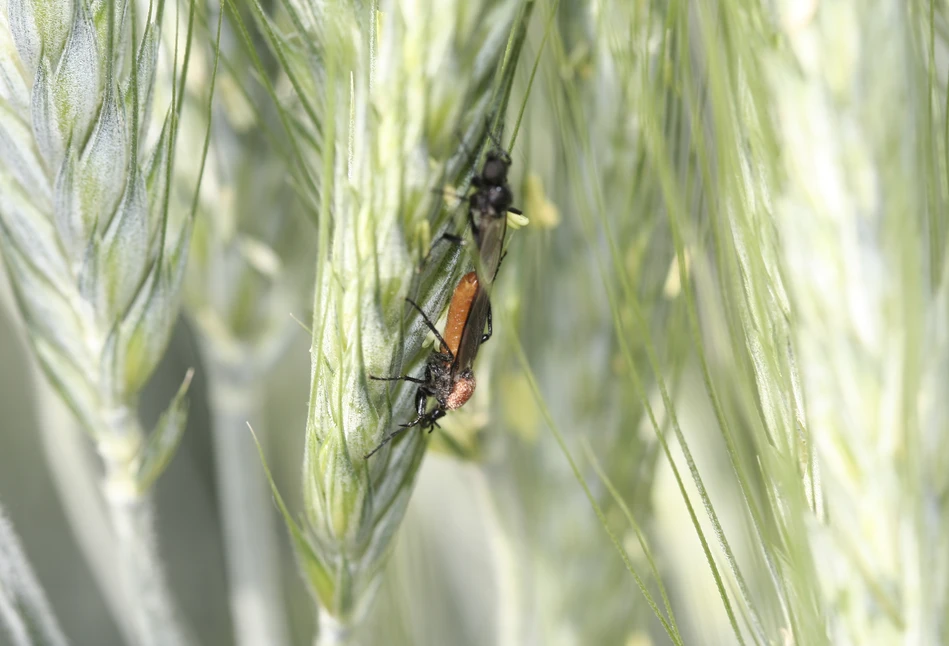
[0,0,200,489]
[634,0,949,643]
[237,0,531,631]
[765,1,943,642]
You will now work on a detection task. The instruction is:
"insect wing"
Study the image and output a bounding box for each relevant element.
[472,210,507,285]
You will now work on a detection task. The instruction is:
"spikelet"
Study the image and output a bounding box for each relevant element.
[0,0,203,641]
[248,0,529,637]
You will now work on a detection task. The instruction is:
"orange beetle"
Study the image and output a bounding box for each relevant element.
[366,271,491,459]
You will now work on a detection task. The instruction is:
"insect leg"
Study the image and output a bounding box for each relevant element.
[419,228,468,274]
[491,250,508,281]
[467,208,481,238]
[364,389,430,459]
[435,232,466,247]
[414,387,429,418]
[394,388,432,430]
[481,301,493,344]
[422,232,466,268]
[424,408,447,433]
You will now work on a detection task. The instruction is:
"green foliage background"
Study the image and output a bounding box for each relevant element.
[2,0,948,645]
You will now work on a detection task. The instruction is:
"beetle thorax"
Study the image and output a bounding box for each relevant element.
[482,156,509,183]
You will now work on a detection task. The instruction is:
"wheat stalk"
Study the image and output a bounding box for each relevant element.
[0,503,69,646]
[180,11,314,643]
[0,0,208,642]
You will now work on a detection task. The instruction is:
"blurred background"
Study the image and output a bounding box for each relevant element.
[1,247,741,646]
[2,0,948,645]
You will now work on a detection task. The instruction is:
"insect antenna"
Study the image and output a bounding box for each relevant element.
[364,426,411,459]
[405,298,453,359]
[485,125,510,162]
[368,374,428,384]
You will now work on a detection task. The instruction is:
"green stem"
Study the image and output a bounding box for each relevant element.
[316,608,354,646]
[3,273,136,644]
[34,379,136,643]
[205,360,290,646]
[98,407,193,646]
[474,470,525,646]
[0,503,70,646]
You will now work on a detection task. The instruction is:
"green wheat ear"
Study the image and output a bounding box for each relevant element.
[0,0,211,641]
[231,0,534,639]
[763,2,940,642]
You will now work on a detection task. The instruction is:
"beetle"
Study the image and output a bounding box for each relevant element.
[433,137,522,284]
[366,135,520,459]
[466,146,521,284]
[365,271,492,459]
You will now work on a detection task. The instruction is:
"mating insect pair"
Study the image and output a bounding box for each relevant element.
[365,141,519,459]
